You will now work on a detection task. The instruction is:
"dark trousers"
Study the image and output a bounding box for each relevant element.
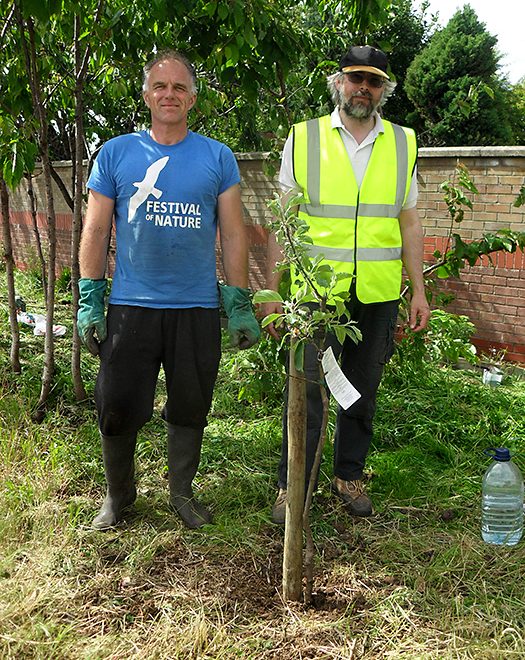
[95,305,221,436]
[278,294,399,488]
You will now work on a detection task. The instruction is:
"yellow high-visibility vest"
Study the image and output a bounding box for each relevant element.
[292,114,417,303]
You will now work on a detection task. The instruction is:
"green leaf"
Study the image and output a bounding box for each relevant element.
[233,3,244,28]
[244,26,257,48]
[293,340,305,373]
[252,290,283,304]
[334,299,347,317]
[261,313,281,327]
[294,284,308,301]
[294,290,316,305]
[314,272,332,288]
[311,310,327,323]
[224,44,239,64]
[481,83,495,99]
[204,1,217,17]
[436,265,451,279]
[334,326,346,345]
[452,234,467,257]
[513,185,525,208]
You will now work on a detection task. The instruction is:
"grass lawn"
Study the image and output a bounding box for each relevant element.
[1,270,525,658]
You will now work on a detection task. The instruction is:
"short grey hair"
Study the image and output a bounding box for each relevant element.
[327,71,396,109]
[143,50,197,93]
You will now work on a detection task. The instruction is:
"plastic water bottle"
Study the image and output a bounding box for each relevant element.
[482,448,523,546]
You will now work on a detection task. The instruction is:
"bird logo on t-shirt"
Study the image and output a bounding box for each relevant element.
[127,156,169,223]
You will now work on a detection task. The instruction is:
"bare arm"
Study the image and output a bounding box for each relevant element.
[266,231,284,291]
[399,206,430,332]
[266,192,299,291]
[261,231,285,340]
[79,190,114,279]
[217,183,248,288]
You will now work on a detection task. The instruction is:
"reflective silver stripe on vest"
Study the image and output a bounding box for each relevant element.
[306,119,321,207]
[358,203,401,218]
[299,203,357,218]
[392,123,409,213]
[301,203,399,218]
[308,245,402,262]
[303,119,410,219]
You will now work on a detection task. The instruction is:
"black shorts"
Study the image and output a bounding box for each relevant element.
[95,305,221,436]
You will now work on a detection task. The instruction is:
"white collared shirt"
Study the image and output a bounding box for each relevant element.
[278,108,418,209]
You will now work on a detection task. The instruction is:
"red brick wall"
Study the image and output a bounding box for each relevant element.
[417,148,525,362]
[5,149,525,362]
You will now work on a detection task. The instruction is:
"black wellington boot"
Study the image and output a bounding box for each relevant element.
[167,423,213,529]
[92,433,137,530]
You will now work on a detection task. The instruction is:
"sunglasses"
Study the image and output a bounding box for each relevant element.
[345,72,385,88]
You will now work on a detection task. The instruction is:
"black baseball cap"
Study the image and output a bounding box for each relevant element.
[339,45,390,80]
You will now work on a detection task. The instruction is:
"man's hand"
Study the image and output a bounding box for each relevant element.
[219,284,261,349]
[408,291,430,332]
[77,278,108,356]
[258,301,283,341]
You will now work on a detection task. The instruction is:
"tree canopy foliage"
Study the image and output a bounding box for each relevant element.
[0,0,395,172]
[404,5,518,146]
[508,78,525,146]
[368,0,437,127]
[2,0,522,175]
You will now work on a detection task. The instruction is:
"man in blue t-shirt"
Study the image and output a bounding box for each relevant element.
[77,49,260,531]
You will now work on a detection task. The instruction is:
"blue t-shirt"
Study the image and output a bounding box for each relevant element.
[87,130,240,308]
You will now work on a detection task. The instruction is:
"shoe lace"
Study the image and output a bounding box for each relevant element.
[275,490,287,505]
[351,480,365,496]
[341,479,365,497]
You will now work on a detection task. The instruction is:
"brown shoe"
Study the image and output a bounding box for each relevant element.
[271,488,287,525]
[332,477,373,517]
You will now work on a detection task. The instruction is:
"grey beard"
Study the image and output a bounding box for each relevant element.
[340,92,376,120]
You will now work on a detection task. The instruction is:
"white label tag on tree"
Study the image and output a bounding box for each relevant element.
[321,346,361,410]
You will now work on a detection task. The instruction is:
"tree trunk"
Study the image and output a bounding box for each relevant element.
[303,359,329,605]
[71,13,88,402]
[16,9,57,421]
[25,173,47,299]
[282,337,307,602]
[0,177,21,373]
[50,164,74,211]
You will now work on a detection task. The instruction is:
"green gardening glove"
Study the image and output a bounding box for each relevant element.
[77,278,108,356]
[219,284,261,350]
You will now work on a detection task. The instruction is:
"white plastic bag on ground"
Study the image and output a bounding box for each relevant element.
[17,311,67,337]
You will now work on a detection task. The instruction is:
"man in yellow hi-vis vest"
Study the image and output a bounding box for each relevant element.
[262,46,430,523]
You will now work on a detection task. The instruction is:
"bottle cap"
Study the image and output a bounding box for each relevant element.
[484,447,511,461]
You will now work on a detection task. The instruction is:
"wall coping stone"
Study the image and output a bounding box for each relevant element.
[233,147,525,161]
[235,152,272,161]
[47,147,525,168]
[418,146,525,158]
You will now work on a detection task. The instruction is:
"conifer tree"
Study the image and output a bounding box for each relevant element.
[405,6,514,146]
